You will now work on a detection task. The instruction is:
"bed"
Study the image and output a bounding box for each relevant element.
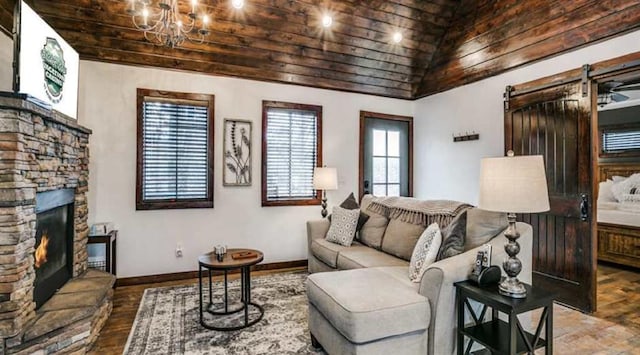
[597,163,640,269]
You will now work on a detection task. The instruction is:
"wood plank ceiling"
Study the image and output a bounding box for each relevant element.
[1,0,639,99]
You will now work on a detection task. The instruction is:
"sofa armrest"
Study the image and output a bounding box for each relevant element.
[418,222,533,355]
[306,219,330,251]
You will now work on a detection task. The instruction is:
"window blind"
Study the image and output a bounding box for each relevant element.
[602,129,640,153]
[142,99,209,201]
[265,107,318,201]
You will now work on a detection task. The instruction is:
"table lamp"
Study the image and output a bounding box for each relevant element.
[313,167,338,218]
[478,151,550,298]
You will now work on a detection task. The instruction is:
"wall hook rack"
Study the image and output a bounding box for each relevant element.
[453,131,480,142]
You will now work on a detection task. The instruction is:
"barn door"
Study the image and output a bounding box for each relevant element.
[504,80,596,312]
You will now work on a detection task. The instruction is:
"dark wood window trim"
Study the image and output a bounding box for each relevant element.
[262,100,323,207]
[136,88,215,210]
[358,111,413,201]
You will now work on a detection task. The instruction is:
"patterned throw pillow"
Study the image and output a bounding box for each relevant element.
[409,223,442,283]
[327,193,370,232]
[325,206,361,247]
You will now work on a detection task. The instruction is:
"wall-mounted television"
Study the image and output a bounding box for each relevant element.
[12,1,79,119]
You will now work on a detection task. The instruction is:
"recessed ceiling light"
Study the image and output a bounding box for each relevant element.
[232,0,244,9]
[393,32,403,44]
[322,15,333,28]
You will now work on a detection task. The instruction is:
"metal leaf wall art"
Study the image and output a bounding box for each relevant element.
[223,119,252,186]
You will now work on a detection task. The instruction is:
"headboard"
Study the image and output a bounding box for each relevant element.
[599,162,640,182]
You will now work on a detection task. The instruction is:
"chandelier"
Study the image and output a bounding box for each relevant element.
[126,0,210,48]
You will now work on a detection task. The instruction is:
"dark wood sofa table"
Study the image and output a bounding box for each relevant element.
[198,248,264,331]
[454,281,556,355]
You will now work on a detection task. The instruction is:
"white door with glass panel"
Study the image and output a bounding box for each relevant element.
[362,116,411,197]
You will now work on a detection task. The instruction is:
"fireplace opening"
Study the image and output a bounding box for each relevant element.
[34,189,75,309]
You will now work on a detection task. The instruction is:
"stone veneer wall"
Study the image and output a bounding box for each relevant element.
[0,96,93,345]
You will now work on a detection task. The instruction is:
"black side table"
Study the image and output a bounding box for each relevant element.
[454,281,555,355]
[87,230,117,275]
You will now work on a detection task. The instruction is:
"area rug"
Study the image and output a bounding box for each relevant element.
[124,271,321,355]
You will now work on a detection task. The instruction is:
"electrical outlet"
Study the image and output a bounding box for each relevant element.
[176,243,183,258]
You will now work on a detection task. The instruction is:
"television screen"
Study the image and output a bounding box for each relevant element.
[18,1,79,119]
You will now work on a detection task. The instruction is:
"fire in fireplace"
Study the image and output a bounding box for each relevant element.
[33,189,75,309]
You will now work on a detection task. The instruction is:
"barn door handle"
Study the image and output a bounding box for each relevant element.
[580,194,589,221]
[364,180,370,195]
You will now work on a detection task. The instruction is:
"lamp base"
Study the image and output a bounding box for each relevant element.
[498,277,527,298]
[500,212,527,298]
[320,191,328,218]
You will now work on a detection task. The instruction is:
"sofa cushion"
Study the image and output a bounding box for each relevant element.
[381,218,426,261]
[358,195,389,248]
[311,239,366,268]
[337,247,409,270]
[326,206,360,246]
[465,208,507,251]
[307,268,430,343]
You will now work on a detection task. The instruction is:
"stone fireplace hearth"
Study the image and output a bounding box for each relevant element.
[0,95,114,354]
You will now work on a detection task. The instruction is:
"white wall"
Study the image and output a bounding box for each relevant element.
[78,61,413,277]
[0,33,13,92]
[414,29,640,205]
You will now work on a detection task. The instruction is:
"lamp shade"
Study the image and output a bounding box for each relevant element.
[313,167,338,190]
[478,155,550,213]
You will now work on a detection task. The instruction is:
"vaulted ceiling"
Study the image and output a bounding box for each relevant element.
[1,0,639,99]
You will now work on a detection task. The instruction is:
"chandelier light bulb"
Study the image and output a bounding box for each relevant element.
[322,15,333,28]
[393,31,403,44]
[203,15,209,24]
[232,0,244,9]
[176,20,183,28]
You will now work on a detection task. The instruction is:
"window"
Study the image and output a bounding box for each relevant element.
[136,89,214,210]
[600,124,640,157]
[262,101,322,206]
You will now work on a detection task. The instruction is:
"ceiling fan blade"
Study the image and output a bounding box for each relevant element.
[610,92,629,102]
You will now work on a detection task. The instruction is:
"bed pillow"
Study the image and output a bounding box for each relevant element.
[598,180,617,203]
[612,173,640,202]
[409,223,442,283]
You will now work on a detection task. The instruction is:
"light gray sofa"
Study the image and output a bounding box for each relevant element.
[306,195,533,355]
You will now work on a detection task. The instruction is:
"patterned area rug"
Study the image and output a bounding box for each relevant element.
[124,272,321,355]
[125,270,640,355]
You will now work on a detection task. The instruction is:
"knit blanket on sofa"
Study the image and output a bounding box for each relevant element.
[366,196,472,228]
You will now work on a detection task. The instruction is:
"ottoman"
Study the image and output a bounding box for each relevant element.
[306,267,430,355]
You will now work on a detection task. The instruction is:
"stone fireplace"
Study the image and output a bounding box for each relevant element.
[0,95,114,354]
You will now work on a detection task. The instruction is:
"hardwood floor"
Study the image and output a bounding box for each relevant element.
[89,264,639,354]
[594,263,640,333]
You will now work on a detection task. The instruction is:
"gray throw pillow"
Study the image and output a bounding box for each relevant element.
[465,208,507,251]
[328,193,370,232]
[436,211,467,261]
[326,206,360,247]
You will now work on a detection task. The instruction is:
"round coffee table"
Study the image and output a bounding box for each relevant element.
[198,248,264,331]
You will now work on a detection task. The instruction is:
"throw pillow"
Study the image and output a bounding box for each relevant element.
[464,208,507,252]
[436,210,467,261]
[409,223,442,283]
[328,193,371,232]
[325,206,361,247]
